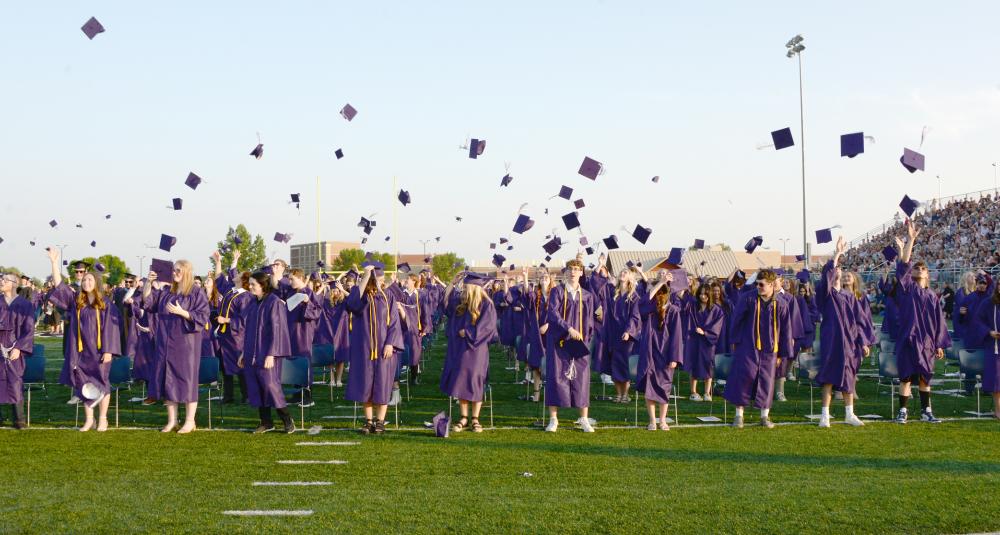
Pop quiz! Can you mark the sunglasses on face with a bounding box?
[74,270,85,274]
[756,282,768,288]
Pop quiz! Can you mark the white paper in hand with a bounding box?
[286,293,307,311]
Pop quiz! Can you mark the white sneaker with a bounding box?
[775,391,787,402]
[703,393,713,402]
[388,388,401,406]
[732,414,744,429]
[818,415,831,428]
[575,417,597,426]
[845,414,865,427]
[689,393,703,402]
[67,396,80,405]
[580,419,595,433]
[544,418,558,433]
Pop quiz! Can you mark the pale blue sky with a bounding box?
[3,1,1000,277]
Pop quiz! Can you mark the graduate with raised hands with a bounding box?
[142,259,210,434]
[685,283,724,402]
[239,270,294,434]
[122,277,157,404]
[46,248,122,432]
[604,268,642,403]
[213,250,253,404]
[815,236,869,428]
[544,258,598,433]
[344,262,403,435]
[583,254,613,387]
[271,263,323,408]
[637,270,685,430]
[517,267,554,402]
[724,268,794,429]
[439,272,497,433]
[0,272,36,429]
[891,219,951,424]
[969,282,1000,420]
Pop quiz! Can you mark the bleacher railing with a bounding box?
[857,264,1000,286]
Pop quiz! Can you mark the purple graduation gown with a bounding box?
[242,292,292,408]
[544,284,597,408]
[794,295,816,353]
[0,295,35,404]
[774,290,805,378]
[971,299,1000,393]
[440,297,497,401]
[215,272,252,376]
[683,304,724,380]
[143,286,210,403]
[47,283,122,399]
[636,296,684,403]
[958,289,992,351]
[518,287,549,370]
[894,262,952,382]
[603,292,642,382]
[400,288,432,367]
[723,290,793,409]
[344,286,404,405]
[277,285,322,358]
[493,289,515,346]
[814,261,865,393]
[583,271,612,376]
[130,301,157,383]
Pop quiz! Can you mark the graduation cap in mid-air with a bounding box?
[250,139,264,159]
[574,199,585,210]
[557,185,573,200]
[398,190,411,206]
[744,236,763,253]
[899,195,919,217]
[603,235,619,250]
[900,148,925,173]
[771,127,794,150]
[49,220,58,228]
[562,212,581,231]
[542,237,562,255]
[632,225,652,245]
[90,240,96,247]
[185,172,203,190]
[501,174,513,187]
[334,148,344,159]
[468,138,486,159]
[492,254,506,268]
[340,103,357,121]
[882,246,898,262]
[578,156,604,180]
[693,239,705,250]
[81,16,105,40]
[815,228,833,244]
[274,232,292,244]
[667,247,684,266]
[171,198,183,210]
[840,132,865,158]
[159,234,176,252]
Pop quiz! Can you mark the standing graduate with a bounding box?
[544,259,598,433]
[970,284,1000,420]
[685,284,725,402]
[439,272,497,432]
[518,268,554,402]
[637,270,685,430]
[491,278,516,371]
[604,269,642,403]
[583,256,614,388]
[239,270,295,434]
[142,259,210,434]
[344,262,404,435]
[0,272,36,429]
[814,237,869,428]
[710,283,731,367]
[724,269,794,428]
[772,273,805,402]
[956,273,994,393]
[123,277,157,404]
[213,250,252,404]
[953,271,977,342]
[399,274,433,385]
[58,260,92,404]
[273,264,323,407]
[892,220,952,424]
[45,248,122,432]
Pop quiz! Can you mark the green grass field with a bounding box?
[2,333,999,533]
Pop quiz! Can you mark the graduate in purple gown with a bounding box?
[142,259,210,434]
[344,262,404,435]
[122,277,157,403]
[970,285,1000,420]
[239,270,295,433]
[273,265,322,407]
[710,283,731,362]
[328,273,356,386]
[46,249,122,432]
[439,272,497,433]
[582,256,613,388]
[637,270,685,430]
[724,269,794,428]
[212,250,252,404]
[957,273,993,355]
[604,269,642,403]
[398,274,433,385]
[953,272,977,342]
[57,261,92,402]
[891,220,952,424]
[491,279,517,373]
[685,284,724,402]
[0,273,36,429]
[517,268,555,402]
[544,259,598,433]
[814,237,870,428]
[879,272,900,342]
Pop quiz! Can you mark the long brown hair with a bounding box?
[75,273,107,310]
[695,284,714,310]
[654,285,671,327]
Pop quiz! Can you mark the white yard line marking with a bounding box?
[295,441,359,446]
[276,460,348,465]
[222,510,314,516]
[253,481,332,486]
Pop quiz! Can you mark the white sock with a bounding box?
[821,406,830,418]
[845,405,855,418]
[735,406,744,418]
[760,408,769,419]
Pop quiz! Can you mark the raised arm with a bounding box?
[47,247,62,288]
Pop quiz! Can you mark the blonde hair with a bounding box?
[171,260,195,296]
[75,272,107,311]
[843,271,864,300]
[456,284,486,325]
[614,272,637,301]
[962,271,976,293]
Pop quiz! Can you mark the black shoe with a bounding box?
[289,391,303,404]
[360,419,373,435]
[374,419,386,434]
[13,420,25,430]
[253,423,275,434]
[283,419,296,434]
[299,391,315,408]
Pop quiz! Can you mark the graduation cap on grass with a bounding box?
[431,411,449,438]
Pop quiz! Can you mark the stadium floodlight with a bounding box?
[785,34,809,260]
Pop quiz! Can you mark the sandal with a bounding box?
[452,417,468,433]
[471,419,483,433]
[531,388,541,403]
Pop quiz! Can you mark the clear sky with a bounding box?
[3,1,1000,277]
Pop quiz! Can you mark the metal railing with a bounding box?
[857,264,1000,286]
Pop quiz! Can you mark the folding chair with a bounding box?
[311,344,336,401]
[794,351,821,418]
[628,355,640,426]
[21,347,47,427]
[109,356,133,428]
[712,353,733,423]
[280,356,310,429]
[198,356,221,429]
[958,349,988,417]
[876,343,900,416]
[944,338,963,379]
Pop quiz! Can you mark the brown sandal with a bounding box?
[471,419,483,433]
[451,417,468,433]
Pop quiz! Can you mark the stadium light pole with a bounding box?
[786,34,807,260]
[778,238,790,256]
[993,162,998,191]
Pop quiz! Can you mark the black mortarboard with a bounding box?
[317,261,325,268]
[340,103,357,121]
[150,259,173,281]
[579,236,588,246]
[75,224,83,229]
[574,199,585,209]
[744,236,763,253]
[795,254,806,262]
[159,234,176,252]
[81,16,105,40]
[94,262,106,273]
[815,228,833,244]
[501,174,513,187]
[185,172,202,190]
[274,232,292,244]
[796,270,810,283]
[455,216,463,222]
[384,236,390,242]
[900,148,925,173]
[882,246,898,262]
[499,238,508,244]
[651,175,660,183]
[771,127,794,150]
[469,138,486,159]
[513,214,534,234]
[90,240,96,247]
[398,262,411,273]
[492,254,505,268]
[463,272,490,286]
[543,238,561,255]
[585,246,594,255]
[667,247,683,265]
[558,186,573,200]
[840,132,864,158]
[490,243,496,250]
[335,148,344,159]
[172,198,183,210]
[578,156,603,180]
[544,256,552,262]
[603,235,619,250]
[290,193,300,204]
[669,269,689,292]
[105,214,111,219]
[49,220,57,228]
[398,190,411,206]
[632,225,651,245]
[562,212,580,231]
[693,239,705,250]
[564,338,590,358]
[899,195,918,217]
[250,144,264,160]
